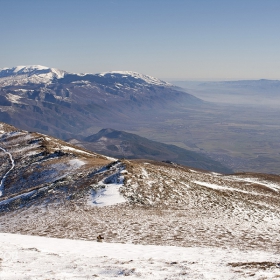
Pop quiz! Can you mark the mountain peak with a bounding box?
[11,65,49,72]
[0,66,174,87]
[99,71,173,87]
[0,65,66,85]
[99,128,117,134]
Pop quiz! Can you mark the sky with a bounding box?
[1,0,280,80]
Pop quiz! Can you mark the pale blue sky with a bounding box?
[1,0,280,80]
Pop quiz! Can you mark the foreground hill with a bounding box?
[69,128,232,173]
[1,122,280,255]
[0,65,200,139]
[0,122,122,211]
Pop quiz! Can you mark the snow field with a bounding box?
[0,233,280,279]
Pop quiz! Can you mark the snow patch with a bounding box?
[233,177,280,192]
[104,155,117,161]
[59,145,94,156]
[141,167,149,178]
[193,181,255,195]
[89,166,126,207]
[68,159,85,168]
[90,181,126,207]
[189,169,198,173]
[6,93,24,104]
[0,123,4,134]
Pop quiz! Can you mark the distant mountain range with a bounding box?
[0,65,201,139]
[173,79,280,106]
[69,128,232,173]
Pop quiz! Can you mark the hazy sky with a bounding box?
[1,0,280,80]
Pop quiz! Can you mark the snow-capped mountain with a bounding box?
[0,65,200,139]
[98,70,172,87]
[0,65,171,87]
[0,65,66,86]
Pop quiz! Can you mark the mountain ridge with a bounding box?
[0,65,201,139]
[0,65,173,87]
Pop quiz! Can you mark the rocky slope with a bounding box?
[1,122,280,254]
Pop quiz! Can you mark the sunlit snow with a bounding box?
[0,233,280,279]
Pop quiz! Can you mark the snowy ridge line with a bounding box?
[192,181,275,197]
[99,71,173,86]
[0,181,52,206]
[58,144,95,156]
[0,65,174,88]
[42,135,110,159]
[0,65,66,86]
[0,146,15,197]
[230,176,280,192]
[87,160,121,177]
[0,190,37,207]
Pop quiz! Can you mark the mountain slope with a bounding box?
[69,128,232,173]
[0,65,201,139]
[1,122,280,254]
[0,122,125,211]
[0,65,65,85]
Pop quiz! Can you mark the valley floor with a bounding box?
[1,233,280,279]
